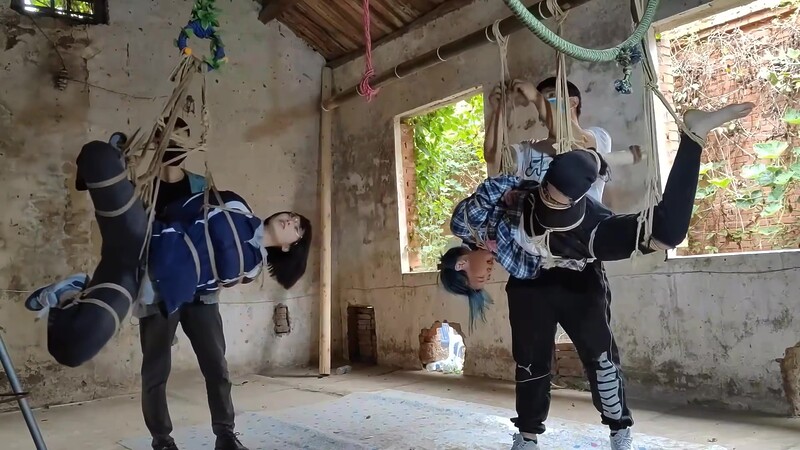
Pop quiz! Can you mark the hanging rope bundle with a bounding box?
[357,0,380,101]
[503,0,661,94]
[121,0,229,270]
[491,21,519,176]
[547,0,578,155]
[628,0,704,259]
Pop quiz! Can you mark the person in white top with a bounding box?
[484,77,643,204]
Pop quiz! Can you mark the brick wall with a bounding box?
[657,7,800,255]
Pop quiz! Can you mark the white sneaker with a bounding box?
[24,273,89,319]
[510,433,540,450]
[610,428,633,450]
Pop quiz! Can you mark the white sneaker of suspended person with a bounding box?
[510,433,540,450]
[610,427,634,450]
[24,273,90,319]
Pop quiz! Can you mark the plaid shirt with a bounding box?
[450,175,543,280]
[450,175,598,279]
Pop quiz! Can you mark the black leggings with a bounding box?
[47,141,147,367]
[591,133,704,260]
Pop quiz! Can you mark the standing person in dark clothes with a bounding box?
[135,118,249,450]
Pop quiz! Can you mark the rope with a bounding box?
[121,0,260,297]
[357,0,380,101]
[548,0,578,155]
[628,0,704,260]
[492,20,518,176]
[501,0,660,62]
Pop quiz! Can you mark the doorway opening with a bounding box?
[347,305,377,364]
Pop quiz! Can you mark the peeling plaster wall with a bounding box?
[0,0,327,407]
[332,0,799,414]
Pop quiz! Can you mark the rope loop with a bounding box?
[503,0,660,94]
[357,0,380,101]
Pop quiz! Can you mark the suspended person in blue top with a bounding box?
[439,102,754,450]
[24,131,313,373]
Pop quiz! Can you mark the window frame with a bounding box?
[393,86,486,274]
[10,0,109,25]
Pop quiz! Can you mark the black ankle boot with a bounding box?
[152,440,179,450]
[215,432,248,450]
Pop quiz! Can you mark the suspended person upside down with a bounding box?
[25,138,313,369]
[438,102,754,450]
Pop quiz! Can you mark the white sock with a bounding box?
[521,432,538,442]
[683,103,755,140]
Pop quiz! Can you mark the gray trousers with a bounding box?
[139,302,235,446]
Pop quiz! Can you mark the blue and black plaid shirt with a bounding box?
[449,175,543,280]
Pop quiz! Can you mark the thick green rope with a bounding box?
[502,0,661,62]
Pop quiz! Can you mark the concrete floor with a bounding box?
[1,366,798,450]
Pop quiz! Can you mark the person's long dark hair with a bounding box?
[264,212,313,289]
[438,246,492,331]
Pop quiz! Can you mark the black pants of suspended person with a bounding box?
[47,141,147,367]
[507,132,706,434]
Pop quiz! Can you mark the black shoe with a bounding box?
[215,432,248,450]
[109,132,128,150]
[75,133,128,191]
[152,441,178,450]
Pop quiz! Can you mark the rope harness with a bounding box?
[492,0,708,261]
[86,0,258,328]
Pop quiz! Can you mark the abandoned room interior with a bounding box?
[1,0,799,449]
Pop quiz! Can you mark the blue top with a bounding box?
[148,189,266,315]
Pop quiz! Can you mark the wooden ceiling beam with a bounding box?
[324,0,597,110]
[259,0,304,24]
[328,0,474,68]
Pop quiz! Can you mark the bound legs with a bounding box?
[32,140,147,367]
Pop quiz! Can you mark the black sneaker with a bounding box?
[215,432,248,450]
[152,442,179,450]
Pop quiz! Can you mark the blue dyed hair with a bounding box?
[438,246,493,331]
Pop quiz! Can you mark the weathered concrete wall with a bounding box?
[0,0,327,407]
[331,0,798,414]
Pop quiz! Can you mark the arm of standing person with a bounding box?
[510,79,548,124]
[484,86,505,176]
[585,126,643,166]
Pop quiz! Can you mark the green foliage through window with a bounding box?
[405,94,486,270]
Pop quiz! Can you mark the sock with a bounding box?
[521,432,538,442]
